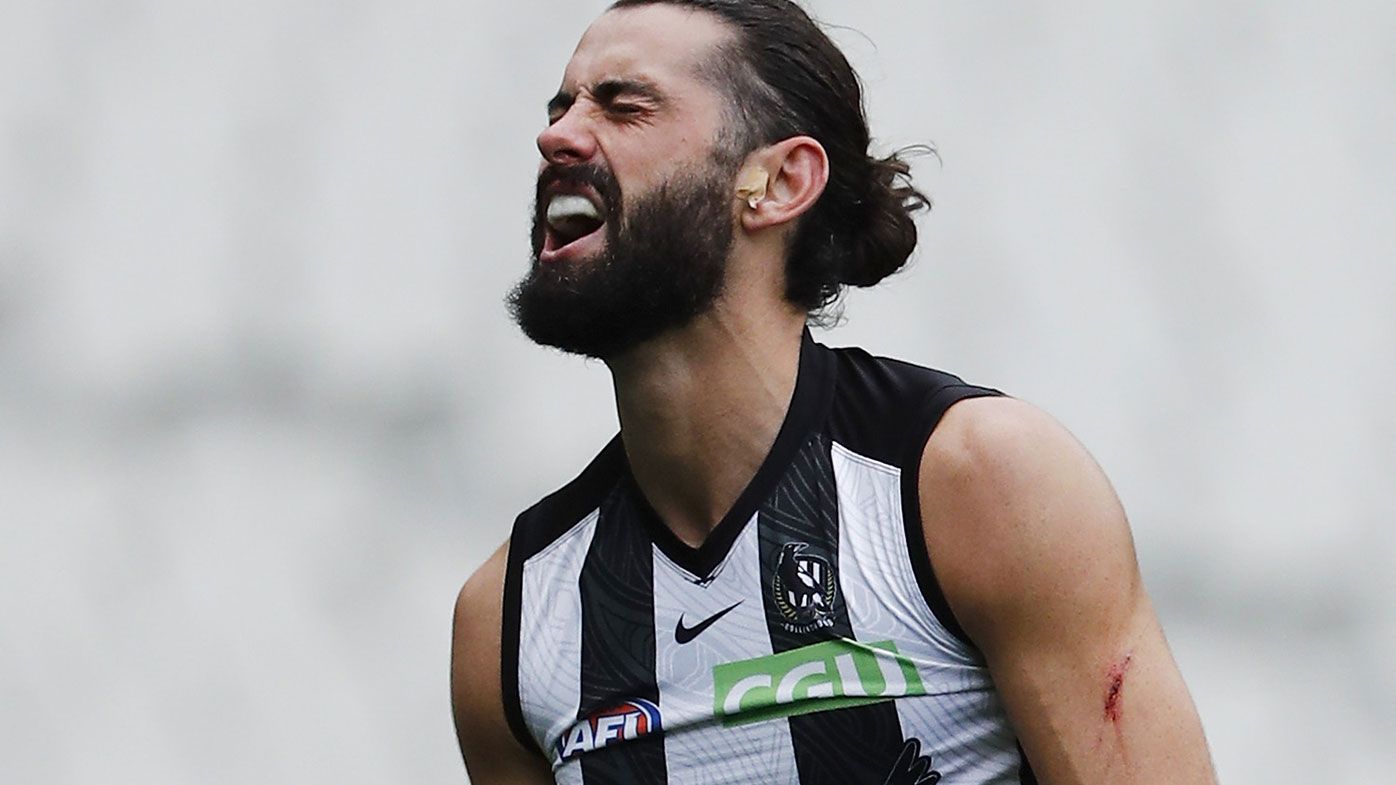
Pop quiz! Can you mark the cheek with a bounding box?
[604,128,712,191]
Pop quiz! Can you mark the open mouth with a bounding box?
[541,192,608,261]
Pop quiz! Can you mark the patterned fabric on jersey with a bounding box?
[500,332,1036,784]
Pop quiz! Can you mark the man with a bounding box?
[452,1,1217,783]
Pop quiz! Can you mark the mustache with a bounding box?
[534,162,622,215]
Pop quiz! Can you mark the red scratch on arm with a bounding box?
[1103,652,1134,723]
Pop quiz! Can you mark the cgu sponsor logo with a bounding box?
[555,699,663,761]
[712,639,926,726]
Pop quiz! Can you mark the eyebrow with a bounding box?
[546,78,667,118]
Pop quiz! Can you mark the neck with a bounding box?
[608,300,807,548]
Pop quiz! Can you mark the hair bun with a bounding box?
[837,148,932,288]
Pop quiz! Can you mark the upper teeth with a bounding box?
[547,195,601,226]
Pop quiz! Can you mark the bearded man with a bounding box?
[451,2,1218,783]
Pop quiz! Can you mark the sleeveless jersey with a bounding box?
[500,332,1036,784]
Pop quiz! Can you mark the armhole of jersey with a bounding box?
[497,437,625,759]
[1018,741,1040,784]
[899,384,1003,653]
[499,521,540,757]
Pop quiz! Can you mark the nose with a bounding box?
[537,106,599,165]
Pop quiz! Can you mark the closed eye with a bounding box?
[544,78,666,124]
[593,79,665,118]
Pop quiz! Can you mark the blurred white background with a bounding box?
[2,0,1392,782]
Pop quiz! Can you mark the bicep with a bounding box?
[451,541,555,785]
[920,398,1215,784]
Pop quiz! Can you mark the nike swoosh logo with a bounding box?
[675,601,743,645]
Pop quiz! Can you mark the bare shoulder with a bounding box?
[451,541,553,784]
[919,394,1107,500]
[453,541,510,645]
[918,396,1137,644]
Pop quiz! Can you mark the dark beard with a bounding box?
[507,161,735,360]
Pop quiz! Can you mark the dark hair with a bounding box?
[610,0,931,314]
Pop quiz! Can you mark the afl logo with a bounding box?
[772,542,837,634]
[555,699,663,761]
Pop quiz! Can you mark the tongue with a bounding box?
[552,215,604,244]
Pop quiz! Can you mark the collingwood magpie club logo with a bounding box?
[772,541,837,633]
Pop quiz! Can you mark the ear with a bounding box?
[737,136,829,233]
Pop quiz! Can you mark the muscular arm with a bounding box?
[450,541,554,785]
[920,397,1216,784]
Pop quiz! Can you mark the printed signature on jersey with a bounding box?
[883,738,942,785]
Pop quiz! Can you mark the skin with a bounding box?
[451,541,552,783]
[452,5,1218,784]
[921,398,1218,783]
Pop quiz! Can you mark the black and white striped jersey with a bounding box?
[500,332,1036,784]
